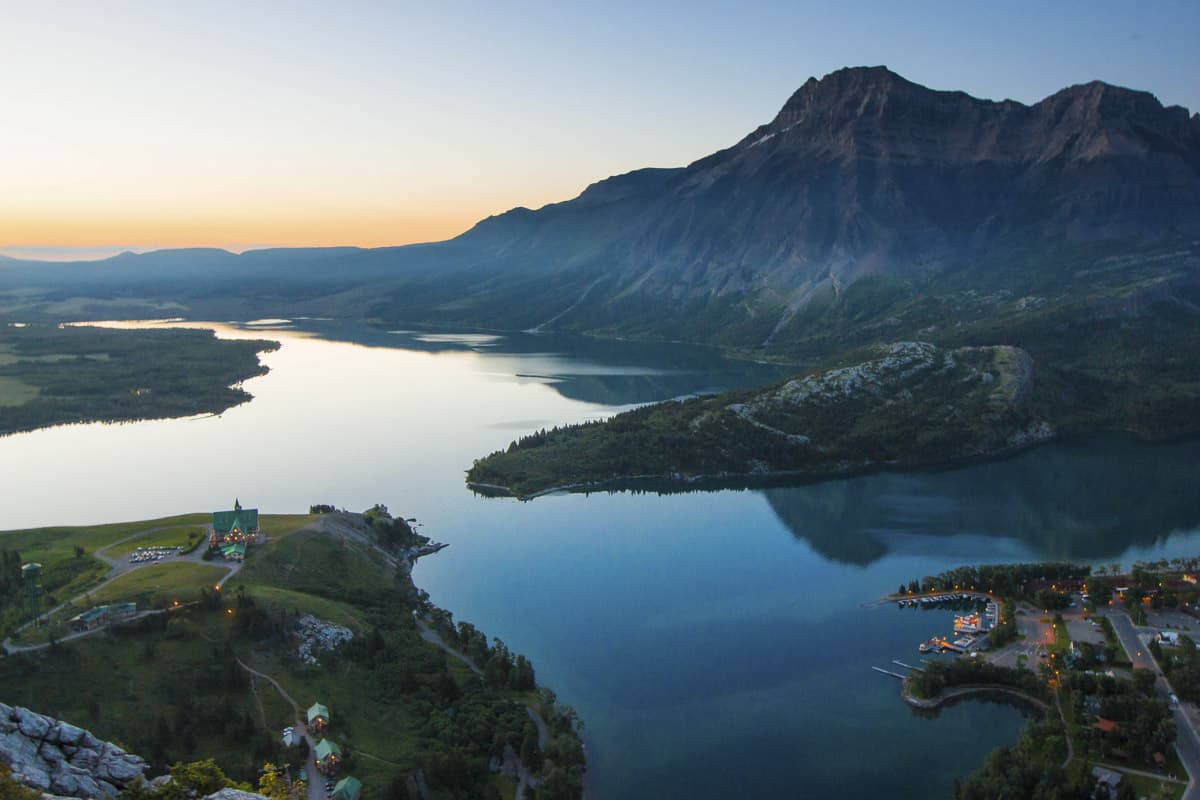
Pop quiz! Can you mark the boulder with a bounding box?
[67,748,98,771]
[0,704,18,735]
[0,728,43,772]
[94,745,145,784]
[13,764,51,791]
[205,790,271,800]
[48,765,105,799]
[51,723,86,747]
[37,742,66,766]
[0,709,145,798]
[14,709,51,740]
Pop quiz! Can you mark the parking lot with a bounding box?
[1148,609,1199,633]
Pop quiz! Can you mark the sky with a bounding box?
[2,0,1198,259]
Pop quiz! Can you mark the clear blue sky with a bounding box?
[1,0,1197,256]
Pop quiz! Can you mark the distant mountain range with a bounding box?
[2,66,1198,363]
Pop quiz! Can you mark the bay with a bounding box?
[2,318,1198,798]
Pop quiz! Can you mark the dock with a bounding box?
[892,659,924,672]
[872,666,907,679]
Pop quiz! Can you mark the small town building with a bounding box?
[1093,717,1119,734]
[68,602,136,632]
[219,543,248,562]
[1092,766,1122,789]
[1160,630,1181,646]
[307,702,330,734]
[331,776,361,800]
[210,499,260,547]
[314,739,342,775]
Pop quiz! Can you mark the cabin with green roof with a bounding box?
[307,702,330,733]
[219,542,247,562]
[331,776,361,800]
[210,498,259,547]
[313,739,342,774]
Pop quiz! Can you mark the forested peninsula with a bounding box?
[0,324,277,436]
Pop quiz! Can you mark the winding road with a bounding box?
[2,524,240,654]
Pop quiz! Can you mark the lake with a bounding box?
[3,318,1199,798]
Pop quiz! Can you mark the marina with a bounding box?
[896,593,1000,655]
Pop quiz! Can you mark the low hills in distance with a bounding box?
[2,66,1198,480]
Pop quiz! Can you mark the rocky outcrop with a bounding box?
[295,615,354,666]
[0,704,146,798]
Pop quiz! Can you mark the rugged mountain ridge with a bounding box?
[2,66,1198,356]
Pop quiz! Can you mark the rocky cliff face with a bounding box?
[0,703,146,798]
[440,68,1200,332]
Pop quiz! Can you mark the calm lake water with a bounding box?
[3,319,1199,798]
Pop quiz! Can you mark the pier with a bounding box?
[872,666,907,679]
[892,660,924,672]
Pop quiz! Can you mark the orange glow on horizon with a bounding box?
[0,210,481,252]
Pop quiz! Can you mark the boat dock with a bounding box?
[871,666,906,679]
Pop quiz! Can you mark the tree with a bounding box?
[157,758,248,800]
[1132,668,1157,697]
[258,763,303,800]
[519,731,542,773]
[73,545,85,559]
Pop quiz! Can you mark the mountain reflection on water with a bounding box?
[261,319,792,406]
[765,435,1200,564]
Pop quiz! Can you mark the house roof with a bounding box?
[314,739,342,761]
[72,606,110,623]
[1092,766,1122,786]
[220,543,247,557]
[332,776,361,800]
[1093,717,1119,733]
[307,703,329,723]
[213,508,259,532]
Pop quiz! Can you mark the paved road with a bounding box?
[1106,610,1200,800]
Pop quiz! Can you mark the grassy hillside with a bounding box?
[0,510,586,800]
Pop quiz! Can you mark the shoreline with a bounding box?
[900,679,1048,712]
[467,427,1200,501]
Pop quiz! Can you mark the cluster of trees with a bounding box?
[1152,634,1200,703]
[0,325,278,436]
[0,549,28,634]
[1071,670,1175,765]
[988,600,1019,649]
[953,721,1100,800]
[902,562,1090,598]
[120,759,252,800]
[364,509,427,554]
[907,659,1046,701]
[433,619,537,692]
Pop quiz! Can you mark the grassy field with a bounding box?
[0,513,211,610]
[219,583,366,632]
[85,562,232,607]
[102,525,207,556]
